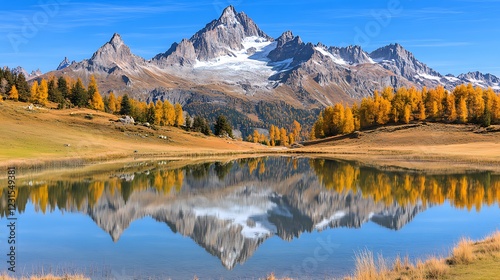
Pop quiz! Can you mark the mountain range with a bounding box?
[31,5,499,136]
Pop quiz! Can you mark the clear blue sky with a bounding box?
[1,0,499,77]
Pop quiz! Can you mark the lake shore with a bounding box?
[1,100,500,173]
[1,231,498,279]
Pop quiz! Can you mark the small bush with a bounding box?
[84,114,93,120]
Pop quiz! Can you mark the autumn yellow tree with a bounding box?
[445,94,457,122]
[343,106,355,134]
[36,79,49,105]
[311,113,324,140]
[252,130,260,143]
[8,85,18,101]
[458,97,468,123]
[375,94,391,125]
[332,103,345,134]
[269,125,277,146]
[88,76,104,111]
[468,86,485,122]
[280,127,288,146]
[107,92,118,113]
[154,100,163,125]
[322,106,335,136]
[359,97,375,128]
[30,80,38,102]
[491,92,500,123]
[174,103,184,127]
[402,104,411,124]
[418,101,426,121]
[162,100,175,126]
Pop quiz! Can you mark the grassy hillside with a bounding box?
[0,100,268,168]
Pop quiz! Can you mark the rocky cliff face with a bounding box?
[369,43,444,87]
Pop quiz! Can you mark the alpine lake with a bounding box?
[1,156,499,279]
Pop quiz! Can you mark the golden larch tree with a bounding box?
[292,120,301,141]
[174,103,184,127]
[418,102,426,121]
[252,130,260,143]
[445,94,457,122]
[343,106,355,134]
[458,97,468,123]
[8,85,19,101]
[88,76,104,111]
[280,127,288,146]
[332,103,345,134]
[108,92,118,113]
[30,81,38,102]
[403,104,411,124]
[162,100,175,126]
[154,100,163,125]
[36,79,49,105]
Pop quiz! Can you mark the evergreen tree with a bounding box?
[48,78,63,105]
[15,73,30,102]
[214,115,233,138]
[185,115,193,130]
[57,76,70,105]
[145,102,156,124]
[193,116,211,135]
[70,78,88,107]
[120,94,132,115]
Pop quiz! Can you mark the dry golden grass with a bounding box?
[346,231,500,280]
[265,272,293,280]
[485,230,500,252]
[0,100,271,169]
[352,250,377,280]
[299,122,500,172]
[423,257,449,279]
[450,237,475,264]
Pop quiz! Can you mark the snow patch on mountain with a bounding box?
[415,73,442,82]
[192,36,294,87]
[314,47,348,66]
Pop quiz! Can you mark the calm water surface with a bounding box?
[1,157,499,279]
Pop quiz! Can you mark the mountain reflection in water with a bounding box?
[2,157,499,270]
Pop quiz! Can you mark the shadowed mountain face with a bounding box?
[3,158,498,270]
[42,6,500,137]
